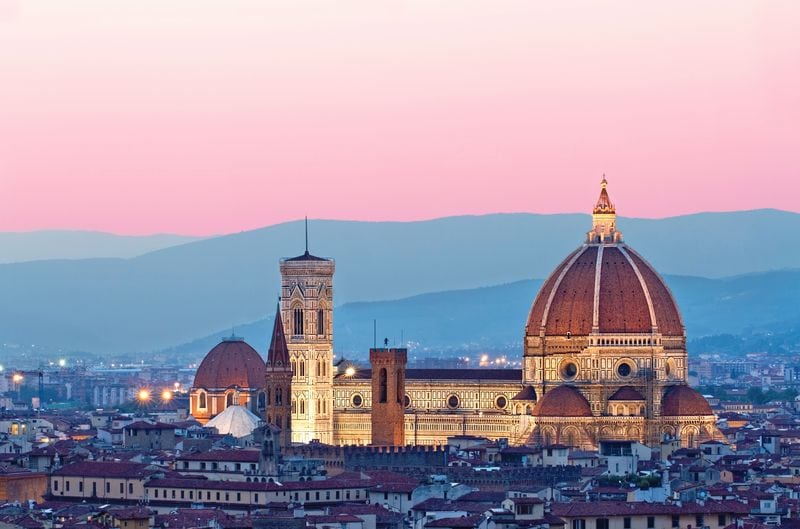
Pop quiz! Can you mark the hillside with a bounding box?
[161,270,800,364]
[1,210,798,354]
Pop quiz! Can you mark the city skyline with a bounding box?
[1,1,798,235]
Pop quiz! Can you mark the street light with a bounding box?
[137,389,151,402]
[161,390,173,402]
[12,373,23,384]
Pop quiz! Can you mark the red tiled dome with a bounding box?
[533,386,592,417]
[192,338,267,390]
[661,385,713,416]
[525,244,684,338]
[608,386,645,401]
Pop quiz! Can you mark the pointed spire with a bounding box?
[267,302,290,368]
[587,176,622,244]
[304,216,309,256]
[593,174,615,214]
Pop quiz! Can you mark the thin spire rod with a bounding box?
[304,216,308,254]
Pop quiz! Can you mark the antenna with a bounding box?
[373,319,377,349]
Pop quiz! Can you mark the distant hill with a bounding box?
[0,231,202,263]
[163,270,800,363]
[1,210,798,354]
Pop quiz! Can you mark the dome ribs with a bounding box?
[546,246,598,336]
[598,247,652,333]
[626,249,684,336]
[526,248,583,336]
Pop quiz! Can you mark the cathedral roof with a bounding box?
[511,386,538,401]
[192,337,267,390]
[267,304,290,368]
[525,179,683,339]
[661,385,714,416]
[335,368,521,382]
[608,386,645,401]
[533,385,593,417]
[205,405,262,438]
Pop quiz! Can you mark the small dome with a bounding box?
[609,386,645,401]
[512,386,538,401]
[533,386,592,417]
[661,385,713,416]
[193,337,267,390]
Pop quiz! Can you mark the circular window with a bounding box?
[495,396,508,409]
[617,363,632,377]
[404,395,411,408]
[560,361,578,380]
[351,394,363,408]
[447,395,460,409]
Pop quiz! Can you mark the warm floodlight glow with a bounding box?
[344,367,356,377]
[58,358,67,367]
[12,373,24,383]
[137,389,151,402]
[161,390,173,401]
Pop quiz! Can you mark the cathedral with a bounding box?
[190,179,722,450]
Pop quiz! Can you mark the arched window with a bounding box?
[276,388,282,405]
[299,361,305,377]
[396,369,403,404]
[291,399,296,414]
[317,399,321,414]
[198,391,207,410]
[291,360,297,376]
[299,399,305,415]
[258,392,266,409]
[379,368,388,403]
[226,392,234,407]
[317,309,324,335]
[265,389,271,406]
[293,308,304,335]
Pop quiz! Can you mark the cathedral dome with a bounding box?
[193,337,267,390]
[661,385,713,416]
[525,180,683,339]
[609,386,645,401]
[533,385,592,417]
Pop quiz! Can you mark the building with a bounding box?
[191,179,721,450]
[189,336,268,425]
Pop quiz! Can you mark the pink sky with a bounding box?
[0,1,798,236]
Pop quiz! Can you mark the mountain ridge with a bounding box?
[1,210,798,354]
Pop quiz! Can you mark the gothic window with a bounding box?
[258,392,266,409]
[299,360,305,377]
[293,308,304,335]
[291,399,296,414]
[291,360,297,375]
[198,391,207,410]
[379,368,388,403]
[276,416,282,428]
[299,399,305,415]
[276,388,282,405]
[317,309,324,335]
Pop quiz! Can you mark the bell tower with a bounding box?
[279,219,335,444]
[265,303,293,449]
[370,343,407,446]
